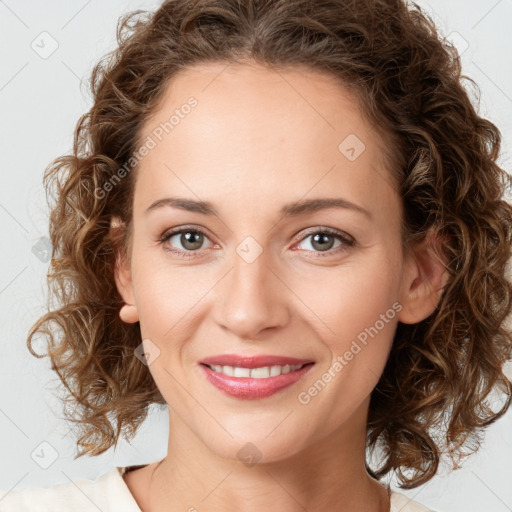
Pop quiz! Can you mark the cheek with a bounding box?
[292,255,401,343]
[130,255,192,344]
[292,252,401,396]
[291,262,401,428]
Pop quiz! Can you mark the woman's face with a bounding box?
[115,62,422,462]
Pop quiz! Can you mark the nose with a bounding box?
[211,248,290,340]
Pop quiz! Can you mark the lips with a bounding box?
[198,353,315,399]
[199,354,314,368]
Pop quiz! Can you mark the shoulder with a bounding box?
[0,466,141,512]
[390,489,439,512]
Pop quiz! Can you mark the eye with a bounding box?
[159,226,214,258]
[293,227,355,257]
[159,225,355,259]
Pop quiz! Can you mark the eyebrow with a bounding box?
[145,196,372,220]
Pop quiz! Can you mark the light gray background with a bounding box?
[1,1,511,511]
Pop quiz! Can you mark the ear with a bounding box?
[110,216,139,324]
[397,228,450,325]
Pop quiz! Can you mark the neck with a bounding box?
[140,400,390,512]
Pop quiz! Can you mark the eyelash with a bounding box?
[158,225,355,259]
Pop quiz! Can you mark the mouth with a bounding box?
[198,354,315,399]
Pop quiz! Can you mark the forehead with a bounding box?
[133,62,399,222]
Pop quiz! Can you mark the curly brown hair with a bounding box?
[27,0,512,489]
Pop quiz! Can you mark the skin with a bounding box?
[113,61,448,512]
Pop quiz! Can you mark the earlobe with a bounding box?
[119,303,139,323]
[397,229,450,325]
[110,216,139,324]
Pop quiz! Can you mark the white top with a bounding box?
[0,464,436,512]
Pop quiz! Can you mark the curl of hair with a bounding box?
[27,0,512,488]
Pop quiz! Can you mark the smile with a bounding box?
[199,362,315,399]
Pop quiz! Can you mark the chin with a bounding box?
[199,426,311,466]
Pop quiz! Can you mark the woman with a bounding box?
[2,0,511,510]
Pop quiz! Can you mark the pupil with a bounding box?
[312,233,334,251]
[182,231,203,250]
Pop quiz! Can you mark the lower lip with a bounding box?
[199,363,315,399]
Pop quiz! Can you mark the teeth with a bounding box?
[209,363,305,378]
[222,365,234,376]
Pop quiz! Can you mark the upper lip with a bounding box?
[200,354,315,368]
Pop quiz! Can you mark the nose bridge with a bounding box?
[213,238,288,338]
